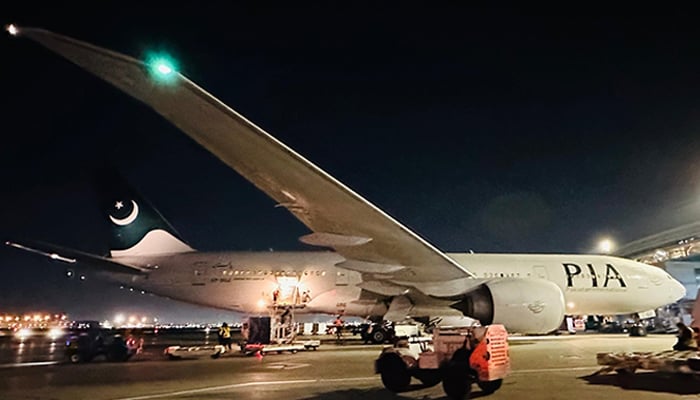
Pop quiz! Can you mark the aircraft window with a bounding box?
[321,271,326,276]
[500,273,504,277]
[194,270,202,276]
[304,271,308,276]
[316,271,321,276]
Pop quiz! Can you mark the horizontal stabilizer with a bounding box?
[6,240,148,275]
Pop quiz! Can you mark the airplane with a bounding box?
[5,26,686,335]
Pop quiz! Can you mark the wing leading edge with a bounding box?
[15,27,474,282]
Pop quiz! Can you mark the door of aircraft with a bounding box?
[192,267,207,286]
[276,276,300,305]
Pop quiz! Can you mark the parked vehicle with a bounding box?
[64,322,141,363]
[375,324,510,399]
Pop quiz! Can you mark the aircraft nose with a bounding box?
[671,276,687,301]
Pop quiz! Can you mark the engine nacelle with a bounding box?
[450,278,565,334]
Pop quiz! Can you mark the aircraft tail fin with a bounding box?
[97,171,193,257]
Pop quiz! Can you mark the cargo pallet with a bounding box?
[596,350,700,376]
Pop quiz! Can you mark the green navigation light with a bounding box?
[145,52,178,83]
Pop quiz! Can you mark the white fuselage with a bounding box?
[104,251,684,319]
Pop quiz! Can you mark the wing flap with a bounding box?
[17,27,474,282]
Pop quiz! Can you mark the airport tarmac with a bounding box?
[0,333,697,399]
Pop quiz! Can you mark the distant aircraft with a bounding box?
[6,26,686,334]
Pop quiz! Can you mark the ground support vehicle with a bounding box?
[375,324,510,399]
[241,313,320,355]
[65,328,142,363]
[596,350,700,376]
[358,321,396,344]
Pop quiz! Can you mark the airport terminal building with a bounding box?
[616,221,700,303]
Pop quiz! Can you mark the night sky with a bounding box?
[2,6,700,323]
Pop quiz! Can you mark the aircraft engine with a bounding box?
[450,277,566,334]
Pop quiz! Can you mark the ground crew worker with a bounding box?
[333,315,344,343]
[673,322,696,350]
[272,288,281,304]
[218,322,232,350]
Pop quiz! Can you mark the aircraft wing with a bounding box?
[6,240,148,275]
[15,27,474,282]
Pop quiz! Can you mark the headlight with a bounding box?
[16,328,32,339]
[48,327,64,340]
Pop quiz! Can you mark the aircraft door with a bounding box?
[192,268,207,286]
[275,275,301,305]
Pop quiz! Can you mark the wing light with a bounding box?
[145,52,178,83]
[6,24,19,36]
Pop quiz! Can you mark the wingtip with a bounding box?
[6,23,20,37]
